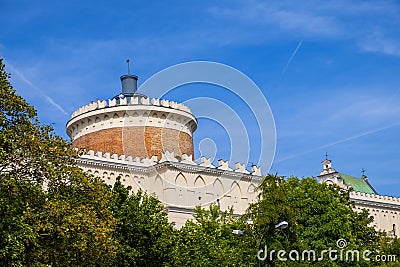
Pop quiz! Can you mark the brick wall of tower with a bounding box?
[72,126,194,159]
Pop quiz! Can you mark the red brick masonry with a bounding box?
[73,126,194,160]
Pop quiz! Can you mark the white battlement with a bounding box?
[351,191,400,205]
[79,150,262,176]
[71,96,192,119]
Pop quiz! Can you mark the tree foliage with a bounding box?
[0,178,43,266]
[109,178,176,266]
[168,204,254,266]
[0,58,117,266]
[245,175,381,266]
[378,235,400,267]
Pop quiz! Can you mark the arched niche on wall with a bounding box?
[194,175,206,205]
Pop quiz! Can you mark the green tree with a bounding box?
[378,234,400,266]
[31,177,117,266]
[0,58,117,266]
[245,175,381,266]
[0,177,44,266]
[169,203,254,267]
[109,177,176,266]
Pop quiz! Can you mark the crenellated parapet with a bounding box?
[71,96,192,119]
[351,191,400,209]
[67,96,196,139]
[78,149,262,176]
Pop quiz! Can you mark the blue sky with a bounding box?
[1,0,400,196]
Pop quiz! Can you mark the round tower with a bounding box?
[66,71,197,159]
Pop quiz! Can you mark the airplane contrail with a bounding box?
[282,41,303,75]
[274,121,400,163]
[7,64,68,115]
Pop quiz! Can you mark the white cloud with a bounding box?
[275,121,400,164]
[329,93,400,123]
[273,88,400,165]
[208,0,400,55]
[208,2,340,37]
[360,36,400,56]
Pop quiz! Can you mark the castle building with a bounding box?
[66,71,260,227]
[67,69,400,233]
[317,157,400,237]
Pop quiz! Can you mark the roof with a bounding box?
[338,173,377,194]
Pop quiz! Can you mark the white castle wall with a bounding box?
[77,150,261,227]
[351,192,400,236]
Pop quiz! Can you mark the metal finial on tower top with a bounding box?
[325,152,328,160]
[127,59,131,74]
[119,59,138,96]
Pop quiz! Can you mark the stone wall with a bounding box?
[351,191,400,237]
[77,150,262,227]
